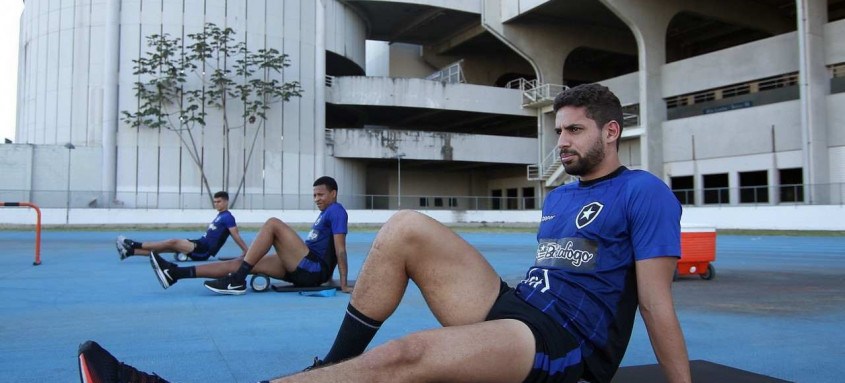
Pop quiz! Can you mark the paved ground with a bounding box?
[0,229,842,382]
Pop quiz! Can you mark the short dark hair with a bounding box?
[553,84,624,142]
[213,191,229,200]
[313,176,338,192]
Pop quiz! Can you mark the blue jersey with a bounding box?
[198,210,237,256]
[515,167,681,382]
[305,202,348,270]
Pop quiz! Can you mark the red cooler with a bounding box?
[676,225,716,280]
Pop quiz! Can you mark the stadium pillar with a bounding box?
[599,0,676,180]
[796,0,830,204]
[101,0,120,207]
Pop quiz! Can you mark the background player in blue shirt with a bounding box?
[115,191,249,261]
[79,87,689,383]
[147,176,351,296]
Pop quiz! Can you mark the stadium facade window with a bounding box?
[522,187,535,210]
[703,173,729,205]
[507,188,518,210]
[778,168,804,203]
[448,198,458,208]
[419,198,429,207]
[671,176,695,205]
[739,170,769,203]
[491,189,502,210]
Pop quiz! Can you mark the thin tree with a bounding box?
[122,23,303,206]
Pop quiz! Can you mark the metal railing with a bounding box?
[425,60,465,84]
[0,190,541,211]
[2,183,841,212]
[527,147,561,181]
[665,72,800,109]
[832,62,845,78]
[505,78,567,107]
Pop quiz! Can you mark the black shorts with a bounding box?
[486,281,584,383]
[281,251,333,287]
[187,239,210,255]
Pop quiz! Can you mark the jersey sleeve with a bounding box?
[223,211,237,228]
[626,175,682,260]
[329,205,349,235]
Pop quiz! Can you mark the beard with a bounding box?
[561,137,605,176]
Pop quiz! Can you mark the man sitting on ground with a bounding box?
[149,176,350,296]
[115,191,249,261]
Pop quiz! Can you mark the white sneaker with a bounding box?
[115,236,129,260]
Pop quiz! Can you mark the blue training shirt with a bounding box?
[198,210,237,256]
[515,167,681,382]
[304,202,349,271]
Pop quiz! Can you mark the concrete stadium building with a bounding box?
[2,0,845,228]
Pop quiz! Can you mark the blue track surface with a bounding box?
[0,230,843,382]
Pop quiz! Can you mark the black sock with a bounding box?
[130,241,142,250]
[169,266,195,281]
[323,304,383,364]
[232,260,253,281]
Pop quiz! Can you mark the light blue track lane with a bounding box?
[0,230,842,382]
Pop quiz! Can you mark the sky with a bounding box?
[0,2,23,142]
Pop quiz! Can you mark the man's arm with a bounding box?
[333,233,351,293]
[228,226,249,256]
[635,256,691,383]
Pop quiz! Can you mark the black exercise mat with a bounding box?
[270,284,336,292]
[269,279,356,292]
[612,360,792,383]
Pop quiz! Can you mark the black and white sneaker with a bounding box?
[115,236,131,260]
[150,252,177,289]
[78,340,170,383]
[203,273,247,295]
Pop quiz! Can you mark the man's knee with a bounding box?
[264,217,283,227]
[388,209,426,225]
[162,239,182,247]
[361,334,428,371]
[380,210,432,241]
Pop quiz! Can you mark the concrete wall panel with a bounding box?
[825,19,845,64]
[599,72,639,106]
[663,33,798,98]
[388,43,433,78]
[327,77,533,116]
[663,100,802,163]
[3,206,844,231]
[828,93,845,146]
[829,145,845,184]
[331,128,536,164]
[325,0,366,70]
[0,145,34,192]
[263,150,284,195]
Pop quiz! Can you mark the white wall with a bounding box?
[327,76,534,116]
[325,0,367,69]
[331,128,536,164]
[16,0,367,207]
[365,40,390,77]
[602,19,845,102]
[662,100,803,163]
[2,206,843,231]
[599,72,639,105]
[662,32,800,97]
